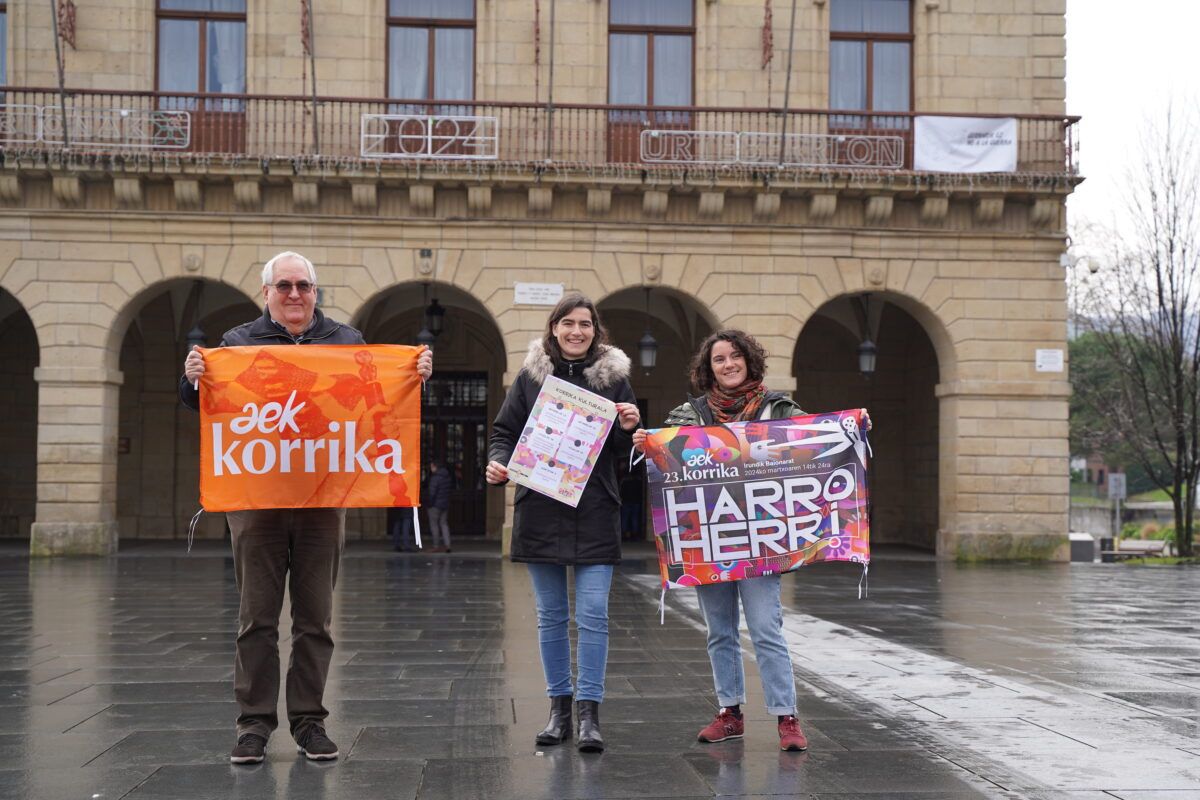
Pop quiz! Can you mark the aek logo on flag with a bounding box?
[211,390,405,477]
[198,345,422,512]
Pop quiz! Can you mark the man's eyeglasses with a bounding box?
[271,281,315,295]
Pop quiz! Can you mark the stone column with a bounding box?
[499,369,518,558]
[934,380,1071,561]
[29,365,123,556]
[496,329,540,558]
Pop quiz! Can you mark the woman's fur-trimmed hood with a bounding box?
[521,338,631,390]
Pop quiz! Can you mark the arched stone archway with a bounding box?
[794,293,942,551]
[0,289,38,540]
[597,286,717,426]
[115,279,259,540]
[598,286,717,542]
[354,281,507,541]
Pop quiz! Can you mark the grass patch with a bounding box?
[1128,488,1173,503]
[1069,495,1109,508]
[1121,556,1200,566]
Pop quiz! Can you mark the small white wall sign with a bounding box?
[514,282,565,306]
[1035,349,1064,372]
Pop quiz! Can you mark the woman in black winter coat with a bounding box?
[486,293,640,753]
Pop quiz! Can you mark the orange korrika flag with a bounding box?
[198,344,422,512]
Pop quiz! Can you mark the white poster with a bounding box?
[914,116,1018,173]
[506,376,618,507]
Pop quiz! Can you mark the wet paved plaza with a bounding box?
[2,541,1199,800]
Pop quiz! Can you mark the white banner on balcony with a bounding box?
[914,116,1017,173]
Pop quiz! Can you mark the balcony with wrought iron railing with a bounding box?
[0,87,1080,181]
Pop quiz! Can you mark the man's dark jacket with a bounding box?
[488,339,635,566]
[179,308,365,411]
[426,469,453,510]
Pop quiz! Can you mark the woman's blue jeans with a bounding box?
[695,575,797,716]
[526,563,613,703]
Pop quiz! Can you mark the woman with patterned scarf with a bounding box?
[633,329,868,752]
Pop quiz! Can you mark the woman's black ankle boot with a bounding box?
[576,700,604,753]
[535,695,573,745]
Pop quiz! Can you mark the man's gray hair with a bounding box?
[261,251,318,286]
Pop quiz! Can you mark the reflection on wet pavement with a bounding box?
[648,555,1200,798]
[1,544,1198,799]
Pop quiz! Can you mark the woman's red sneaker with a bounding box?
[697,708,745,743]
[777,715,809,751]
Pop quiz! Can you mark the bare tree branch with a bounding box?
[1075,103,1200,556]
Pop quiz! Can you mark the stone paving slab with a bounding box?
[0,767,156,800]
[2,544,1200,799]
[126,760,427,800]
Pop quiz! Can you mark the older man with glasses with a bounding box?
[178,251,433,765]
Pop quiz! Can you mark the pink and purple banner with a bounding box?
[644,409,871,590]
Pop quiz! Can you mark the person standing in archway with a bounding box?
[425,459,453,552]
[179,251,433,765]
[485,293,640,753]
[633,329,869,753]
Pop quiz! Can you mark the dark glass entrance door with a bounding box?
[421,372,488,536]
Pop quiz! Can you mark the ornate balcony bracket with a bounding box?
[587,188,612,216]
[0,174,23,204]
[975,196,1005,224]
[809,192,837,221]
[351,182,378,212]
[53,175,82,206]
[113,177,143,209]
[293,181,319,211]
[643,190,669,219]
[233,179,261,211]
[754,192,781,220]
[865,194,894,225]
[173,178,202,210]
[467,185,492,214]
[1030,197,1060,228]
[409,184,434,214]
[921,195,950,224]
[528,186,553,216]
[698,191,725,219]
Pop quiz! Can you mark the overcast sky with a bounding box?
[1066,0,1200,234]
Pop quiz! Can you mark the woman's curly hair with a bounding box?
[689,329,768,393]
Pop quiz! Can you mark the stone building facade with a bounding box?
[0,0,1077,559]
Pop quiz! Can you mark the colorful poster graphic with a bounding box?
[506,376,618,507]
[644,409,871,590]
[198,344,423,512]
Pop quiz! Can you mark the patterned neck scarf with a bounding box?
[706,380,767,424]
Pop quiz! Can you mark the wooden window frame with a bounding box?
[829,0,914,115]
[607,2,696,108]
[385,1,477,103]
[0,3,8,87]
[153,1,247,96]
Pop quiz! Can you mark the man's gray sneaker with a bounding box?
[230,733,267,764]
[296,726,339,761]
